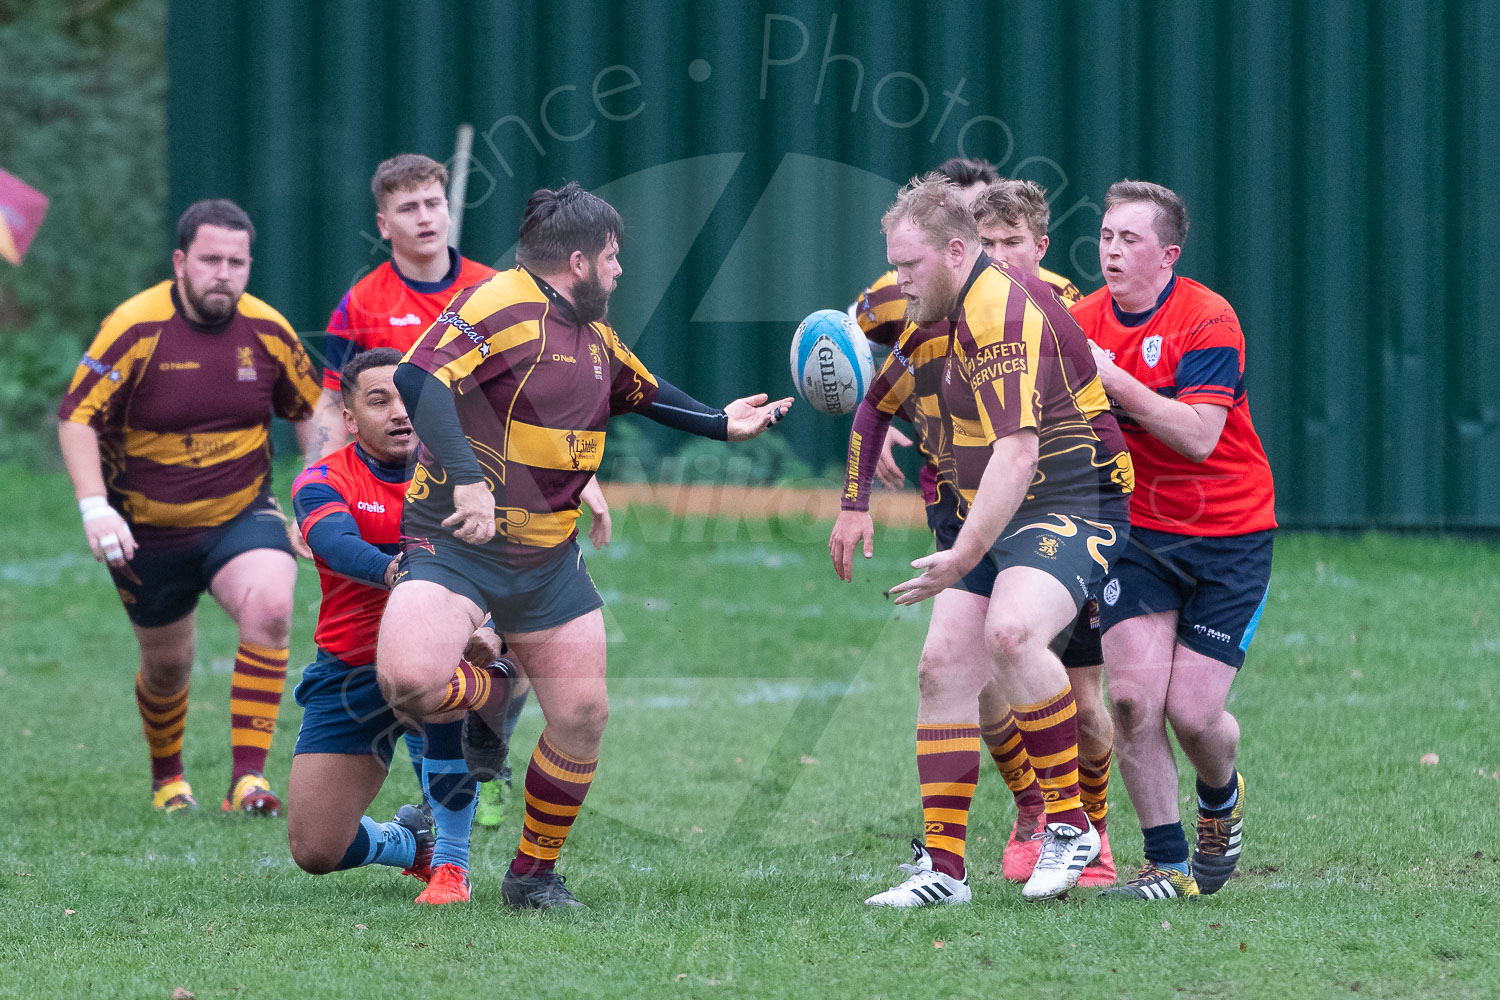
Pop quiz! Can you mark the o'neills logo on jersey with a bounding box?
[389,313,421,326]
[356,500,386,513]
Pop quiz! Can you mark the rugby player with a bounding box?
[58,199,321,816]
[832,176,1133,904]
[287,348,493,904]
[970,179,1116,884]
[1072,181,1275,900]
[379,182,793,909]
[300,153,611,822]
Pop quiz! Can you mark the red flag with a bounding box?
[0,168,50,266]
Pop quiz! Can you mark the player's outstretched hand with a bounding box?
[725,393,794,441]
[80,498,136,567]
[875,427,913,489]
[581,475,612,549]
[829,509,875,582]
[888,549,968,605]
[444,481,497,545]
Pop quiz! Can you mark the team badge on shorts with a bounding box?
[1037,535,1060,559]
[1103,578,1121,606]
[1141,335,1163,368]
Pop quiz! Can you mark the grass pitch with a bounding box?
[2,462,1498,999]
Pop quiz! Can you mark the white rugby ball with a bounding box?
[789,309,874,415]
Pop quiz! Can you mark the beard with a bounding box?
[180,270,240,325]
[571,265,611,325]
[904,264,961,326]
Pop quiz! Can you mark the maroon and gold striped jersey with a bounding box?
[399,268,659,563]
[943,260,1133,520]
[58,280,320,542]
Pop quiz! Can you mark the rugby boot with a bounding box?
[1022,820,1101,899]
[222,773,281,817]
[1000,798,1046,881]
[394,803,436,882]
[502,869,586,909]
[1076,827,1117,887]
[864,839,972,907]
[152,774,197,814]
[1098,861,1200,900]
[415,863,471,904]
[1193,772,1245,894]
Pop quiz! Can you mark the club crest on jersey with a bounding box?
[237,345,257,382]
[1141,335,1163,369]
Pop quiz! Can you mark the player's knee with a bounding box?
[377,667,435,717]
[551,694,609,744]
[1109,688,1156,736]
[248,593,294,646]
[984,617,1036,667]
[287,829,342,875]
[1165,699,1220,743]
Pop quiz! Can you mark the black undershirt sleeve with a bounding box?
[392,363,485,486]
[639,378,728,440]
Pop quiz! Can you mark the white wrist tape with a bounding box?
[79,496,117,522]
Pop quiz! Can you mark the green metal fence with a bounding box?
[166,0,1500,528]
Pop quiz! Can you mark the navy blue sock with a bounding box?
[1142,822,1190,867]
[1197,771,1239,817]
[333,815,417,871]
[422,720,478,870]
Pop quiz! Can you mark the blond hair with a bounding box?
[371,154,449,210]
[972,179,1051,242]
[881,173,980,249]
[1105,179,1189,248]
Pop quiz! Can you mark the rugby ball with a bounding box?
[790,309,874,415]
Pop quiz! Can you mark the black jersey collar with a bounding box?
[353,440,415,483]
[521,267,582,326]
[948,251,993,322]
[1111,273,1177,327]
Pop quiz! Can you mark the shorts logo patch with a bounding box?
[1141,335,1163,368]
[1103,578,1121,606]
[1037,535,1060,559]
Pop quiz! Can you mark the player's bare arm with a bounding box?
[890,429,1037,605]
[1089,342,1228,462]
[58,419,137,566]
[303,388,347,464]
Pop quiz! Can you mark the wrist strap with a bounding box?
[79,496,115,522]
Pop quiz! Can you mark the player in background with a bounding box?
[1073,181,1275,900]
[58,199,321,816]
[832,176,1133,904]
[849,157,998,495]
[286,349,498,904]
[381,182,792,908]
[970,180,1116,884]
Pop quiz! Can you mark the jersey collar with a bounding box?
[390,246,463,295]
[353,441,415,483]
[1111,273,1177,327]
[521,267,582,326]
[949,251,993,322]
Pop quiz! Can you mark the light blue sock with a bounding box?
[423,720,478,870]
[403,730,426,794]
[334,815,417,871]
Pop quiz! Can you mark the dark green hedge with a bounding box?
[0,0,165,461]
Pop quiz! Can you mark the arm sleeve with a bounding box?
[393,362,485,486]
[291,476,392,586]
[639,378,728,440]
[840,400,894,511]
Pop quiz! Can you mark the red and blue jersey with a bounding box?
[291,442,411,664]
[1071,275,1276,536]
[321,248,495,391]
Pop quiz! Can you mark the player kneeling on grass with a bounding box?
[832,175,1134,905]
[285,349,503,905]
[378,182,792,910]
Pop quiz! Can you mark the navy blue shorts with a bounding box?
[927,496,1112,669]
[292,649,408,766]
[395,536,603,635]
[109,498,293,628]
[1097,526,1274,668]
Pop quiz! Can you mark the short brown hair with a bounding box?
[371,154,448,210]
[176,199,254,251]
[881,173,980,249]
[1105,179,1189,248]
[515,181,623,270]
[972,179,1051,242]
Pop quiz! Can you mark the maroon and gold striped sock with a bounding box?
[1078,746,1112,834]
[511,731,597,877]
[981,712,1043,809]
[229,641,288,778]
[1011,684,1089,831]
[916,724,981,879]
[430,660,510,714]
[135,672,188,784]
